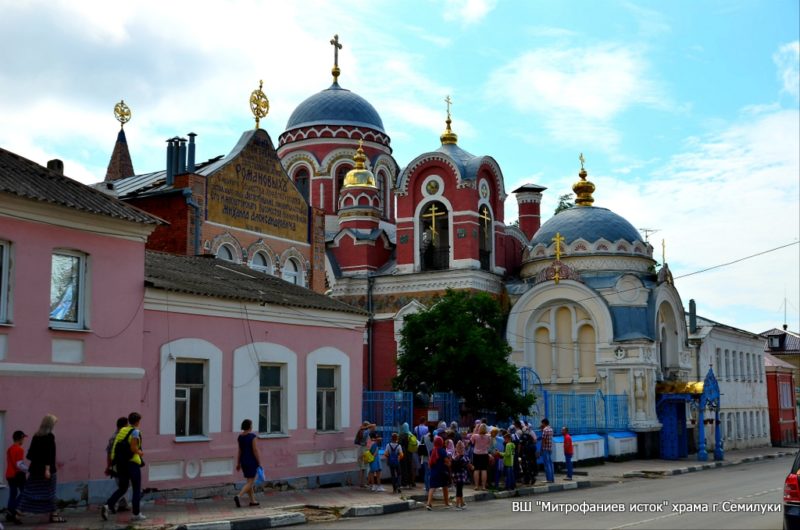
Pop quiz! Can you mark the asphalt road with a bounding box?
[313,457,790,529]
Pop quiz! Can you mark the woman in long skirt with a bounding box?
[17,414,65,523]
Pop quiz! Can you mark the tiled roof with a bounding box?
[762,328,800,354]
[285,82,385,132]
[144,251,367,316]
[0,146,161,225]
[531,206,644,247]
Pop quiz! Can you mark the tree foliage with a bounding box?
[554,193,575,215]
[392,289,534,419]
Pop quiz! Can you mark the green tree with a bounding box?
[554,193,575,215]
[392,289,534,419]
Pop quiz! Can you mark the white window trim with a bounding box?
[49,249,89,330]
[249,251,273,275]
[0,240,10,323]
[175,361,206,437]
[159,338,222,436]
[306,347,350,431]
[282,258,303,286]
[232,343,298,433]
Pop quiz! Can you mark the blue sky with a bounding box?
[0,0,798,334]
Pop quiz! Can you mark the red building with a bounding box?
[765,352,798,446]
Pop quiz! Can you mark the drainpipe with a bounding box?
[367,274,375,391]
[182,188,202,255]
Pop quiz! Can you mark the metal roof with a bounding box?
[285,82,385,132]
[531,206,644,247]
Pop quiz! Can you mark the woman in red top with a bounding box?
[562,426,574,480]
[5,430,27,524]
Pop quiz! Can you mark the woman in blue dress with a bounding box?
[425,435,451,509]
[234,419,261,507]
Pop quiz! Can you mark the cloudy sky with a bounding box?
[1,0,798,334]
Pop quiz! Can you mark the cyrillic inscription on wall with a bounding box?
[207,130,308,241]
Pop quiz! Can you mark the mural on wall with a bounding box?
[207,130,308,241]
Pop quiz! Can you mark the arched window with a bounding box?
[335,165,351,206]
[217,244,236,262]
[478,204,492,271]
[294,168,310,203]
[419,201,449,271]
[250,251,272,275]
[282,258,304,287]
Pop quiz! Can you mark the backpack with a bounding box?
[415,427,428,457]
[387,442,401,466]
[407,433,419,454]
[111,428,134,473]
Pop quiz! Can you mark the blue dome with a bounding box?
[531,206,643,247]
[285,82,385,132]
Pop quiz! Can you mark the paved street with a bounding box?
[313,457,788,529]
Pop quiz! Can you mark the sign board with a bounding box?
[207,130,308,241]
[427,409,439,422]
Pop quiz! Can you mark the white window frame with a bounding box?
[0,241,10,324]
[282,257,303,286]
[250,251,273,275]
[232,343,298,436]
[159,338,222,439]
[49,249,88,330]
[258,363,286,435]
[217,243,236,262]
[306,347,350,432]
[316,365,338,432]
[175,360,207,437]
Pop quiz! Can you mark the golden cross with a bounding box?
[479,206,492,243]
[330,34,342,67]
[422,203,443,242]
[579,153,585,170]
[444,95,452,120]
[661,238,666,265]
[552,232,565,261]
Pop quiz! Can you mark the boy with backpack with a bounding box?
[102,412,145,522]
[384,433,404,493]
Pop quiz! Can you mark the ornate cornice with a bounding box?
[396,154,463,196]
[521,255,655,278]
[278,125,391,149]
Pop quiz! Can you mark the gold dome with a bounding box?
[572,153,595,206]
[343,141,376,188]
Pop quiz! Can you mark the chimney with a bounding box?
[47,159,64,175]
[166,138,175,186]
[689,299,697,334]
[187,132,197,172]
[512,183,547,241]
[177,137,187,174]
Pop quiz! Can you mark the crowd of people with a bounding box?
[352,416,575,510]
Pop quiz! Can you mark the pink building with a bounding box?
[0,147,367,505]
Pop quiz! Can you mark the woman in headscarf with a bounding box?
[425,436,451,510]
[17,414,64,523]
[398,422,415,489]
[445,439,455,458]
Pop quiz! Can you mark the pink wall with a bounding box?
[1,214,147,484]
[138,309,365,489]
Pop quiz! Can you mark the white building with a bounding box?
[688,312,770,450]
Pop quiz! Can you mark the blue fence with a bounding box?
[361,391,413,442]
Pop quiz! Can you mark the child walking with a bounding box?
[368,435,384,492]
[451,440,471,510]
[5,430,27,524]
[502,433,516,490]
[384,433,404,493]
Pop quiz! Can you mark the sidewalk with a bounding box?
[10,446,796,530]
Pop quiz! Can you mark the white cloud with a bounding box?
[443,0,497,26]
[774,41,800,99]
[593,108,800,332]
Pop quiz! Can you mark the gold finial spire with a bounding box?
[343,138,376,188]
[330,34,343,84]
[114,100,131,128]
[440,94,458,145]
[661,238,666,265]
[250,80,270,129]
[572,152,595,206]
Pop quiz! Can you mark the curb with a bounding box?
[174,511,305,530]
[623,451,793,478]
[341,499,419,518]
